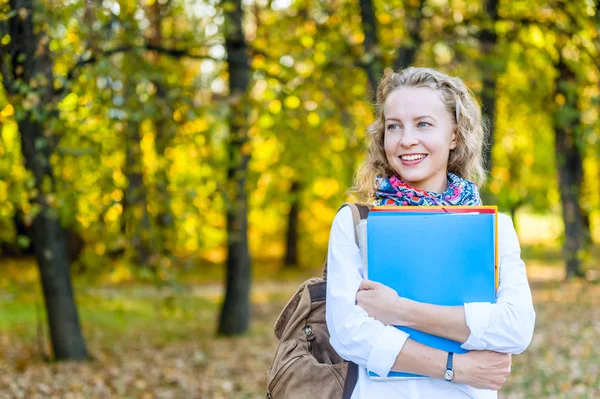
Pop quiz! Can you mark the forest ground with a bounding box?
[1,213,599,398]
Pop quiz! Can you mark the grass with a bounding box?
[2,272,599,398]
[1,226,599,397]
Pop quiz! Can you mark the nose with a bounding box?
[399,127,418,148]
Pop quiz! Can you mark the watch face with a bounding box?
[444,370,454,381]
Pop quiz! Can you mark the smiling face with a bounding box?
[383,86,457,193]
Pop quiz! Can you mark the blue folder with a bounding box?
[366,210,497,379]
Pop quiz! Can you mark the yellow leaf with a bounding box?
[111,189,123,201]
[222,1,237,12]
[352,85,365,96]
[312,178,340,199]
[529,26,545,48]
[490,180,501,194]
[304,21,316,35]
[110,263,133,283]
[329,15,341,25]
[253,38,267,49]
[252,55,266,69]
[1,104,14,118]
[300,35,314,48]
[351,32,364,44]
[281,166,294,179]
[295,61,314,76]
[379,13,392,24]
[95,243,106,256]
[314,51,326,65]
[248,126,259,138]
[268,63,282,76]
[241,142,252,155]
[492,166,509,181]
[284,96,300,109]
[66,31,78,44]
[258,114,274,129]
[185,238,198,252]
[197,119,209,132]
[307,112,320,126]
[268,99,281,114]
[331,136,346,152]
[173,110,182,122]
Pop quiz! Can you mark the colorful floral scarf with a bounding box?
[374,173,482,206]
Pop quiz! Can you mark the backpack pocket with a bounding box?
[267,339,347,399]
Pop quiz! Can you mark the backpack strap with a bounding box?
[343,361,359,399]
[322,202,372,280]
[334,203,371,399]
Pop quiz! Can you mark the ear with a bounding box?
[450,129,457,150]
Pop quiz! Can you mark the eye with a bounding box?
[387,123,401,131]
[417,121,431,128]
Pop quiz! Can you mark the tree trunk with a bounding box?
[358,0,383,93]
[2,0,89,361]
[509,203,521,235]
[218,0,252,336]
[392,0,425,71]
[582,208,592,250]
[123,119,152,267]
[554,59,586,279]
[358,0,423,92]
[147,0,175,256]
[284,180,300,267]
[479,0,499,175]
[152,103,175,256]
[19,119,89,360]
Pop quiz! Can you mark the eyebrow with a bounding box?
[385,115,437,122]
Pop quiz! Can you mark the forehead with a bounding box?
[384,87,448,119]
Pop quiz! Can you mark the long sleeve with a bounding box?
[325,206,410,377]
[461,213,536,354]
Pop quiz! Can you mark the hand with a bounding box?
[453,351,512,391]
[356,279,410,326]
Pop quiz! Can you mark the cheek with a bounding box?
[383,133,396,155]
[425,135,452,156]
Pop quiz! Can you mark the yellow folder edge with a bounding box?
[371,205,499,291]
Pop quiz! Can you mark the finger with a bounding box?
[356,291,369,303]
[360,279,380,290]
[360,279,376,290]
[355,292,366,307]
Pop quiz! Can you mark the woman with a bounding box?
[325,67,536,398]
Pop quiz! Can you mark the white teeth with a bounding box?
[401,154,426,161]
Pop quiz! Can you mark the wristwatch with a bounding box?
[444,352,455,381]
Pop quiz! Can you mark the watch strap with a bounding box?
[446,352,454,371]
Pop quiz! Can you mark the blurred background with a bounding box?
[0,0,599,397]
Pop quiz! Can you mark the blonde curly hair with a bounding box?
[351,67,488,202]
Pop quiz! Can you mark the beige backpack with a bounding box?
[266,203,371,399]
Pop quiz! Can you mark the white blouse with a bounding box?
[325,206,536,399]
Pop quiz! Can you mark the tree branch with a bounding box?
[55,44,224,97]
[508,16,600,69]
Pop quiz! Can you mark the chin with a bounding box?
[401,177,428,187]
[396,169,429,184]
